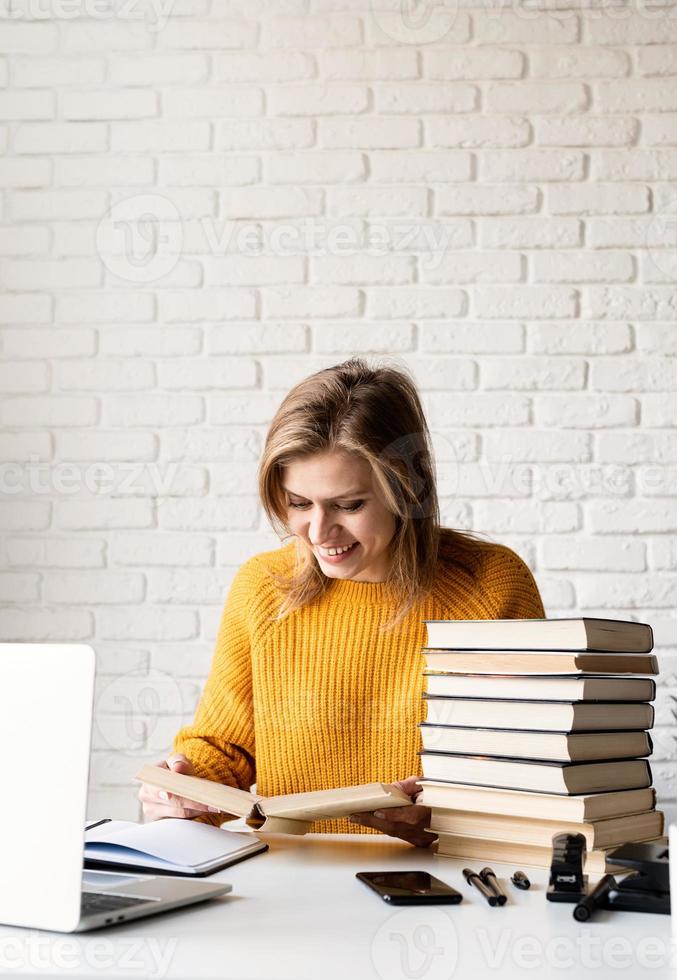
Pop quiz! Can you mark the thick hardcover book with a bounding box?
[423,617,653,653]
[419,753,653,795]
[136,766,411,835]
[424,673,656,702]
[422,649,658,675]
[424,697,655,732]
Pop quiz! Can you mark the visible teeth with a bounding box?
[324,543,354,556]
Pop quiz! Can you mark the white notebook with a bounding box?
[84,818,267,877]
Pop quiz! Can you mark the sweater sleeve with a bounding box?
[171,556,262,825]
[480,544,546,620]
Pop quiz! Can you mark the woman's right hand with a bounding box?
[138,752,221,821]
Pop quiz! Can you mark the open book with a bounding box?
[136,766,412,835]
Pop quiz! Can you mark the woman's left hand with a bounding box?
[348,775,437,848]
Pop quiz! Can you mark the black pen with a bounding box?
[480,867,507,906]
[463,868,501,907]
[573,874,617,922]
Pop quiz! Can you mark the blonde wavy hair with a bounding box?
[258,357,494,630]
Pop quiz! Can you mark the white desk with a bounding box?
[1,834,674,980]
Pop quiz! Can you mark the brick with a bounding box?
[586,14,677,45]
[542,537,645,571]
[550,183,650,216]
[0,500,51,532]
[650,540,677,570]
[0,293,51,322]
[13,56,104,87]
[6,537,105,569]
[0,573,39,603]
[56,292,154,323]
[420,322,524,353]
[208,322,307,353]
[320,117,420,149]
[312,254,414,285]
[437,185,538,215]
[0,90,53,120]
[591,358,677,392]
[219,186,322,219]
[530,463,633,501]
[0,361,48,393]
[423,47,523,80]
[158,498,258,530]
[54,360,155,392]
[329,185,428,217]
[269,84,368,116]
[103,394,203,427]
[63,89,157,121]
[161,427,260,461]
[578,574,677,609]
[111,121,210,153]
[597,79,677,113]
[533,251,634,283]
[158,357,257,389]
[159,155,260,186]
[163,86,263,119]
[481,217,581,249]
[488,82,588,114]
[475,500,581,533]
[267,151,365,184]
[158,289,255,322]
[637,46,677,77]
[475,286,577,319]
[482,357,586,390]
[367,10,470,46]
[110,54,209,85]
[424,393,529,427]
[312,321,414,354]
[208,391,285,422]
[1,327,95,359]
[216,118,313,150]
[587,287,677,321]
[13,121,107,154]
[0,431,51,460]
[0,608,92,641]
[0,22,57,53]
[473,11,579,44]
[597,432,677,465]
[637,465,677,496]
[483,430,591,461]
[3,258,101,290]
[422,251,522,284]
[593,149,677,181]
[370,150,472,183]
[407,357,477,392]
[1,396,98,428]
[214,51,315,81]
[147,569,228,604]
[261,15,362,48]
[159,18,257,49]
[55,499,154,530]
[644,114,677,146]
[204,254,305,286]
[8,189,107,221]
[480,149,584,182]
[375,83,477,114]
[536,394,638,427]
[536,116,638,147]
[427,116,530,147]
[0,224,50,253]
[111,533,213,567]
[367,287,465,319]
[586,218,652,248]
[60,21,152,52]
[530,45,630,78]
[527,322,632,355]
[55,155,155,187]
[319,48,417,80]
[44,571,144,605]
[636,324,677,355]
[97,608,199,641]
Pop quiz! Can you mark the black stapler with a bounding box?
[603,840,671,915]
[546,833,588,904]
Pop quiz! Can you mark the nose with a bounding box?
[308,506,338,546]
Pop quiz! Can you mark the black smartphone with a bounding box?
[356,870,463,905]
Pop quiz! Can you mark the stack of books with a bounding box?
[417,617,664,874]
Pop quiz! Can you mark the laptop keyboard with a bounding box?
[81,892,154,915]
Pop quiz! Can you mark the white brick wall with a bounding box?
[1,0,676,823]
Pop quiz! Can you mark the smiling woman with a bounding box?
[138,358,545,847]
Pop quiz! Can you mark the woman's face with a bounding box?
[282,450,398,583]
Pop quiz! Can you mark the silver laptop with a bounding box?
[0,643,231,932]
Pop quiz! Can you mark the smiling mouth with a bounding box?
[317,542,359,557]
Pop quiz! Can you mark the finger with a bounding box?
[166,752,190,767]
[157,790,219,813]
[143,803,210,821]
[393,776,422,798]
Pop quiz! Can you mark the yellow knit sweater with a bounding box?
[173,539,545,834]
